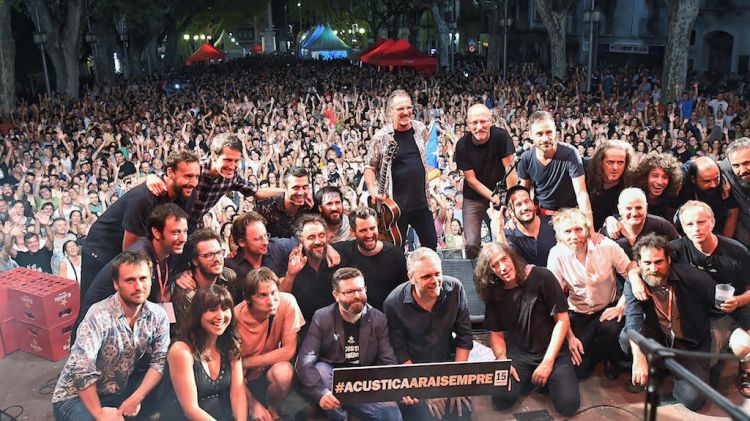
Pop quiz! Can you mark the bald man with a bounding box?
[677,156,739,237]
[454,104,516,258]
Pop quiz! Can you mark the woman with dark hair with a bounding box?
[632,151,683,221]
[160,285,247,421]
[58,240,81,283]
[474,242,579,417]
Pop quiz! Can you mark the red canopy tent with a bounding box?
[360,39,437,75]
[186,43,226,66]
[356,38,388,61]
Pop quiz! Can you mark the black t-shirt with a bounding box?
[15,247,53,274]
[391,129,427,212]
[516,143,585,210]
[333,240,408,311]
[675,185,738,235]
[483,266,568,358]
[291,259,337,323]
[342,319,361,367]
[670,236,750,294]
[454,126,514,203]
[83,183,175,264]
[604,215,679,259]
[589,184,622,231]
[117,161,137,179]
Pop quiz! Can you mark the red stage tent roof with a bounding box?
[186,43,226,66]
[357,38,388,61]
[360,38,437,75]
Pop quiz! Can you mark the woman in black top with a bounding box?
[160,285,247,421]
[474,242,579,417]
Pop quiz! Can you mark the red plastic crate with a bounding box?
[0,318,20,355]
[0,333,5,359]
[9,275,79,329]
[0,269,30,320]
[16,320,73,361]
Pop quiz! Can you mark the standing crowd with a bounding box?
[1,56,750,420]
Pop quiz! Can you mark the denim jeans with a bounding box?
[53,394,124,421]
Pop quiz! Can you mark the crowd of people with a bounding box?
[1,56,750,420]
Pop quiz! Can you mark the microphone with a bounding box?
[627,329,666,357]
[515,142,532,156]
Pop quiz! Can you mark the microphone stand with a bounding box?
[491,153,522,210]
[628,330,750,421]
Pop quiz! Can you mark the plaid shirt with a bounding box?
[188,160,258,228]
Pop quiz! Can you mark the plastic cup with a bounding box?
[715,284,735,309]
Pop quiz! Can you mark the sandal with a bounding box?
[738,369,750,398]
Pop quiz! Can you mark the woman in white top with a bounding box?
[58,240,81,284]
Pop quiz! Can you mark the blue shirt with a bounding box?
[504,215,557,267]
[517,143,585,210]
[52,295,170,403]
[383,276,473,364]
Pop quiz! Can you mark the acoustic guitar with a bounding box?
[367,140,402,247]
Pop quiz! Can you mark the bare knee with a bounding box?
[267,361,294,387]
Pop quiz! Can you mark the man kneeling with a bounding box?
[296,267,403,421]
[52,251,170,421]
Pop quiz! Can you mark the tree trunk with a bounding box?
[430,1,449,69]
[26,0,83,98]
[164,22,181,69]
[487,8,500,72]
[90,18,116,84]
[0,0,15,112]
[534,0,574,80]
[661,0,699,103]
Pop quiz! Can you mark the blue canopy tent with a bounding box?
[300,25,351,59]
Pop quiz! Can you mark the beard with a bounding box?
[342,298,366,314]
[642,272,667,288]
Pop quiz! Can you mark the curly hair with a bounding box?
[181,285,242,361]
[474,242,527,303]
[586,139,638,195]
[633,151,683,198]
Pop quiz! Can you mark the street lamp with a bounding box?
[183,34,190,41]
[499,0,513,81]
[31,6,51,95]
[583,0,602,92]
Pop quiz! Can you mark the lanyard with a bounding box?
[156,260,169,303]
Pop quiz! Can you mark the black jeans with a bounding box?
[397,207,437,251]
[492,351,580,417]
[569,307,627,379]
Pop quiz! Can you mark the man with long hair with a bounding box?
[585,140,637,230]
[474,242,579,416]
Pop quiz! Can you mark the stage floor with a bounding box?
[1,334,748,420]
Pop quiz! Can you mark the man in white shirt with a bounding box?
[547,208,635,379]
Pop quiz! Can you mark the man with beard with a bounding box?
[517,111,594,228]
[78,204,189,333]
[296,267,403,421]
[453,104,515,258]
[494,185,557,266]
[52,251,169,420]
[621,233,719,410]
[547,208,634,380]
[255,166,314,239]
[147,135,283,231]
[333,207,407,310]
[602,188,679,261]
[81,151,199,297]
[676,156,738,236]
[365,90,438,250]
[383,248,473,420]
[667,201,750,393]
[719,138,750,247]
[225,211,297,284]
[317,186,353,243]
[585,140,637,230]
[171,229,237,326]
[236,267,305,421]
[282,214,339,324]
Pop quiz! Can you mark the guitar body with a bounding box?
[367,196,403,248]
[369,139,403,248]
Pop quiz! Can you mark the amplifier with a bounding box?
[441,258,485,325]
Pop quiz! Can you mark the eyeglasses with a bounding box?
[468,119,490,127]
[198,250,224,260]
[338,287,367,297]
